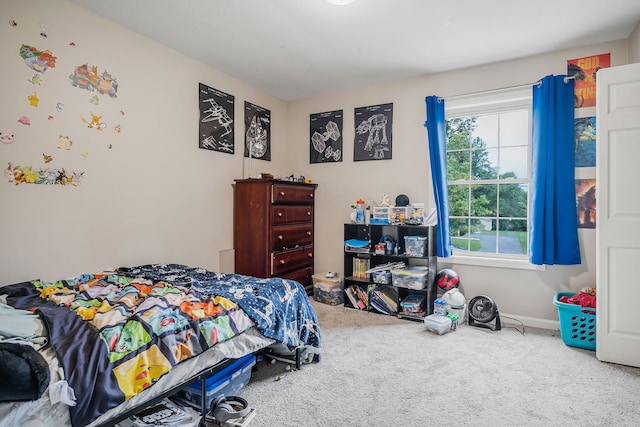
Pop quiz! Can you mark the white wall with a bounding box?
[288,40,630,327]
[1,0,635,326]
[629,21,640,63]
[0,0,287,284]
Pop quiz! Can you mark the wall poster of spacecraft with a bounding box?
[310,110,343,163]
[353,103,392,161]
[198,83,235,154]
[244,101,271,161]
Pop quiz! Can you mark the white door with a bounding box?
[596,62,640,367]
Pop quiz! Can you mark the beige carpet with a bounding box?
[238,300,640,427]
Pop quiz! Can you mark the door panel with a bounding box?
[596,62,640,367]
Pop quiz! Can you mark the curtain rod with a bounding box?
[438,75,575,102]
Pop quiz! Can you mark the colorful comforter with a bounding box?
[2,264,321,427]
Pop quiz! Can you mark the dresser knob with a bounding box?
[307,231,312,236]
[280,260,286,265]
[307,253,313,258]
[280,191,285,196]
[277,212,283,217]
[278,235,283,240]
[308,193,313,198]
[306,211,311,216]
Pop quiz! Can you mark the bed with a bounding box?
[0,263,322,427]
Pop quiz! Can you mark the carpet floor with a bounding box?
[237,300,640,427]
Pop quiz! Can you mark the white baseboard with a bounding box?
[500,312,559,331]
[219,248,235,274]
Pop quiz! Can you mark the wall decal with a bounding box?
[198,83,234,154]
[576,178,596,229]
[19,44,56,73]
[354,102,392,161]
[1,133,15,144]
[81,112,106,131]
[567,53,610,108]
[57,135,73,150]
[310,110,343,163]
[5,163,84,186]
[27,92,39,107]
[28,74,43,86]
[69,63,119,98]
[244,101,271,161]
[18,116,30,126]
[574,116,596,167]
[43,153,53,163]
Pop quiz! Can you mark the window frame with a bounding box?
[443,86,543,270]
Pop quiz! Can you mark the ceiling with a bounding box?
[71,0,640,101]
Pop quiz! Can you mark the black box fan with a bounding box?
[468,295,502,331]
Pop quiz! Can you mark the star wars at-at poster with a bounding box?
[198,83,234,154]
[310,109,343,163]
[244,101,271,161]
[567,53,610,108]
[354,102,392,161]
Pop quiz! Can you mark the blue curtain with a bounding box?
[424,96,452,257]
[530,75,581,265]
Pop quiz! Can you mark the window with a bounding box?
[445,88,532,264]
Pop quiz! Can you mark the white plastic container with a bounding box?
[404,236,427,257]
[424,314,452,335]
[391,266,429,289]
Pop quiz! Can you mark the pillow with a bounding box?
[0,342,50,402]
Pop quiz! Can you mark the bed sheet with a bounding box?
[0,264,321,427]
[0,330,272,427]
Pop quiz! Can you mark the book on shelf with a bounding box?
[352,258,370,280]
[369,286,398,315]
[345,286,363,309]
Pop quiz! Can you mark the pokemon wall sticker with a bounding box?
[1,133,15,144]
[18,116,30,126]
[27,92,40,107]
[57,135,73,150]
[6,163,85,186]
[19,44,56,73]
[28,74,43,86]
[81,112,106,130]
[69,63,119,98]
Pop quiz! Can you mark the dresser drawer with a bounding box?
[272,246,313,276]
[272,224,313,250]
[272,184,315,204]
[272,205,314,224]
[279,266,313,291]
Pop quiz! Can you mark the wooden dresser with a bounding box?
[233,178,317,293]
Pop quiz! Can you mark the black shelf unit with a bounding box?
[343,223,437,321]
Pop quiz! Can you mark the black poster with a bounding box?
[244,101,271,161]
[198,83,234,154]
[354,102,393,161]
[310,109,343,163]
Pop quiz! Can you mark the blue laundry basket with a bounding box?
[553,292,596,351]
